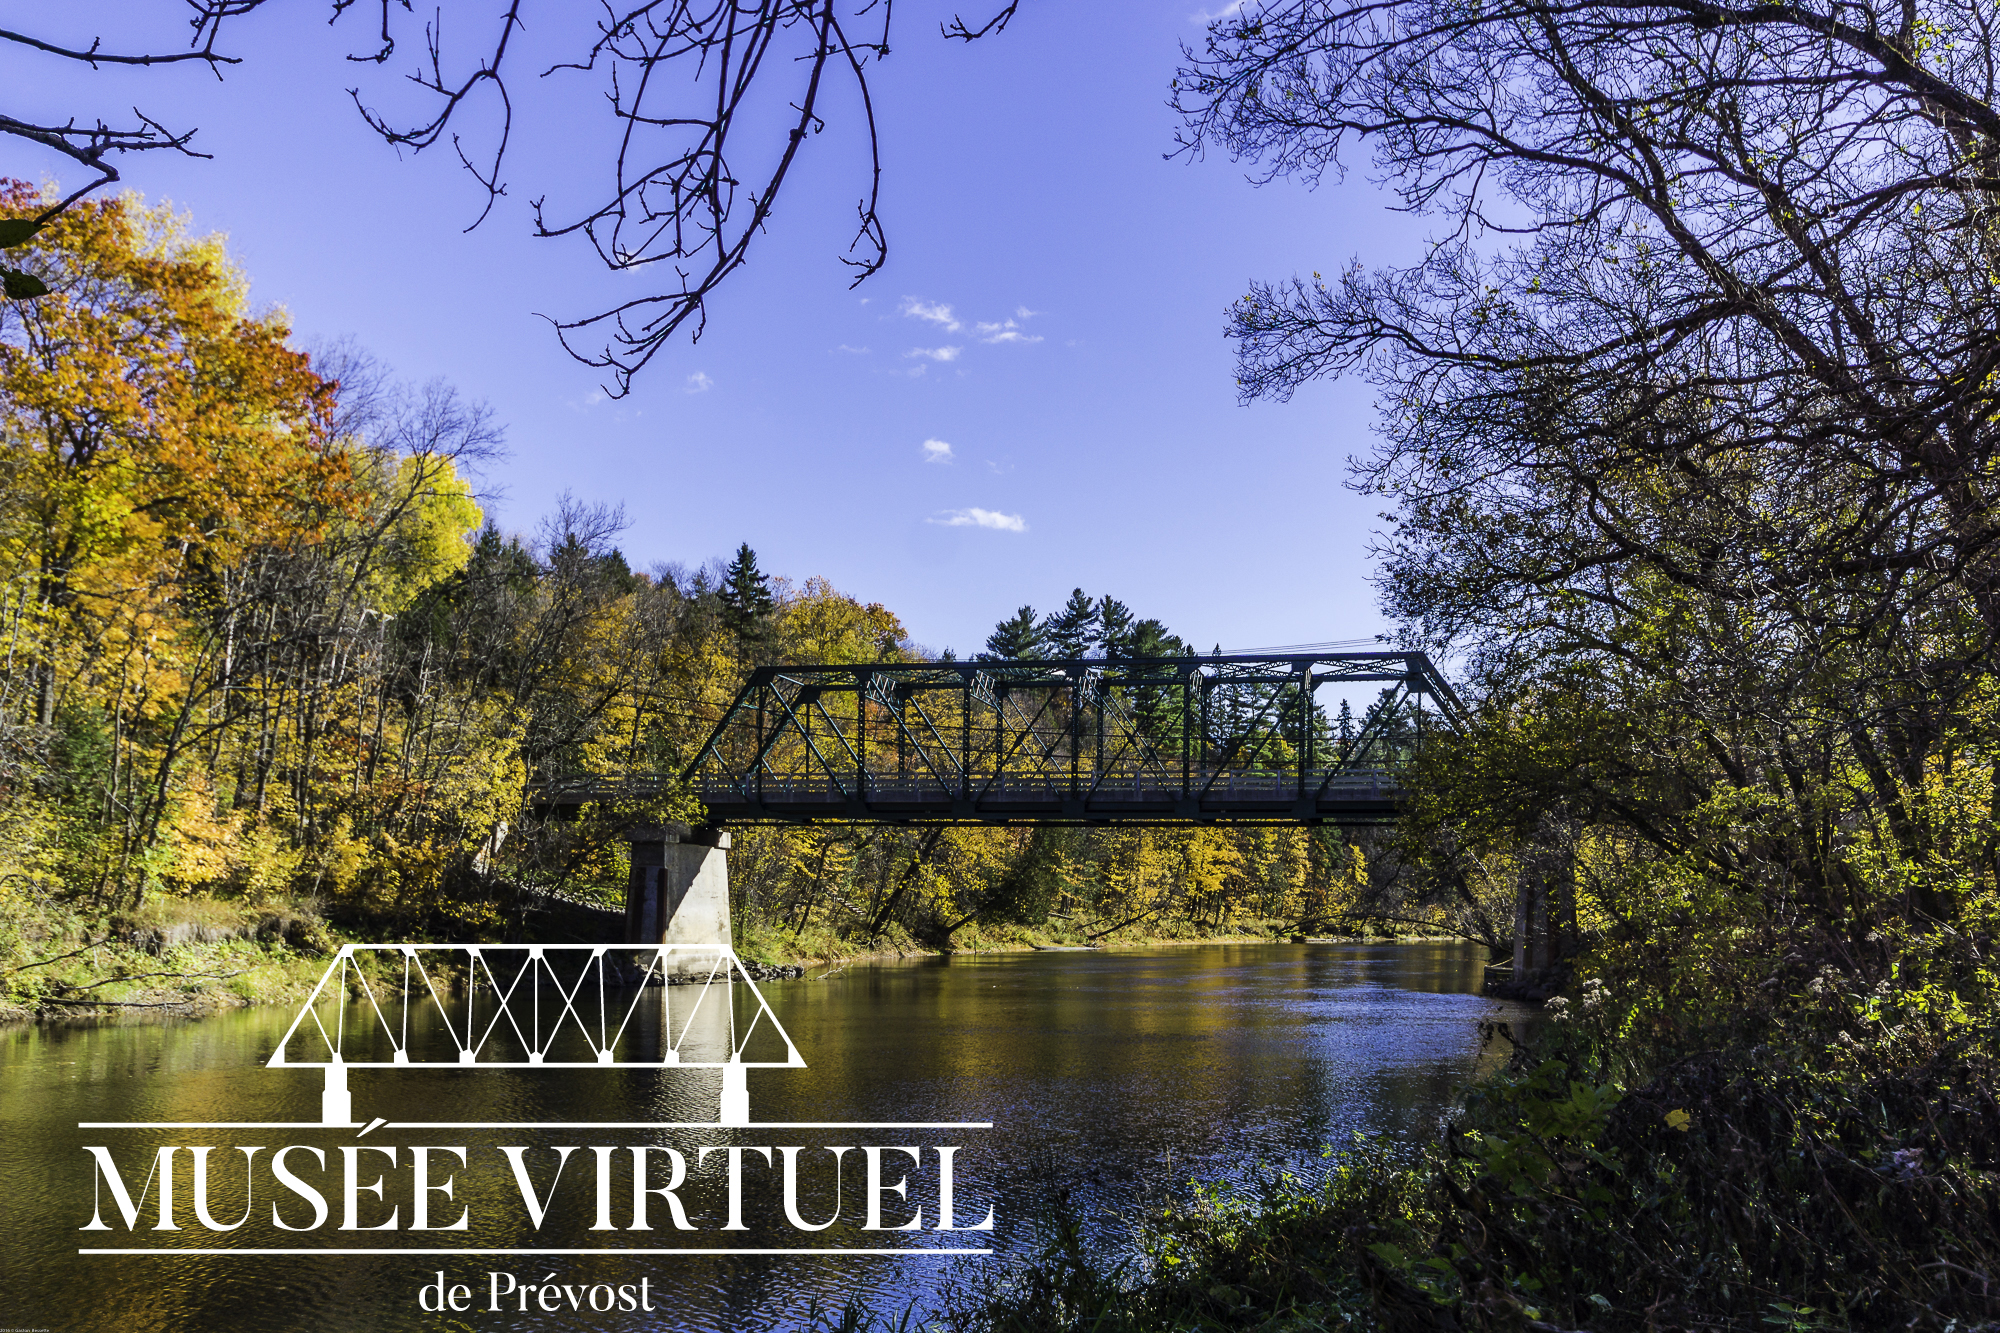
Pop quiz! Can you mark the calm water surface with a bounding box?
[5,942,1532,1331]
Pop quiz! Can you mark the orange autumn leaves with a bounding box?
[0,181,354,680]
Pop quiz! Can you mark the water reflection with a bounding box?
[3,942,1534,1332]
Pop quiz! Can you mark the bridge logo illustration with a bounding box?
[273,942,799,1128]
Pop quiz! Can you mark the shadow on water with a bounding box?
[3,941,1536,1332]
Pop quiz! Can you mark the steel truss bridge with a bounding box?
[656,651,1462,827]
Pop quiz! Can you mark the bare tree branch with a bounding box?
[0,1,1023,389]
[943,2,1020,40]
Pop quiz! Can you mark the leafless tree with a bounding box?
[1178,0,2000,642]
[1174,0,2000,934]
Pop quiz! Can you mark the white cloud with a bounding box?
[905,346,963,362]
[1191,0,1247,22]
[899,297,962,332]
[929,507,1027,532]
[1015,305,1040,319]
[974,318,1043,345]
[922,438,955,464]
[835,344,871,355]
[684,371,714,394]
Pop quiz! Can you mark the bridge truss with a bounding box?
[676,652,1462,826]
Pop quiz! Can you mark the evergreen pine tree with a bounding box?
[1125,617,1188,750]
[1128,618,1183,659]
[1098,596,1135,657]
[595,546,641,595]
[982,605,1044,659]
[719,542,779,658]
[1042,588,1101,658]
[719,543,776,630]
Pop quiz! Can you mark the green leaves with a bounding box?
[2,269,49,300]
[1366,1240,1410,1269]
[1,214,47,300]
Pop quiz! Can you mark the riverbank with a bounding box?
[733,912,1475,972]
[1,895,1468,1020]
[848,928,2000,1333]
[0,896,340,1022]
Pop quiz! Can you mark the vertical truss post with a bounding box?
[755,682,766,805]
[1068,667,1081,802]
[1200,674,1211,779]
[1095,677,1106,790]
[961,669,972,806]
[855,670,869,807]
[1298,664,1312,801]
[895,683,907,783]
[1180,668,1193,804]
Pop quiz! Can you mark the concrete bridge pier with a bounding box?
[625,824,734,965]
[626,824,744,1122]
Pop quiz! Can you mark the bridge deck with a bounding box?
[696,780,1398,823]
[535,770,1403,825]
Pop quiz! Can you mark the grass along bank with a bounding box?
[0,895,341,1021]
[730,911,1474,971]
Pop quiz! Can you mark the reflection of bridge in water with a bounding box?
[540,651,1463,827]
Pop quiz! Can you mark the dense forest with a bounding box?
[0,183,1460,958]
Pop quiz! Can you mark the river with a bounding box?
[4,941,1533,1331]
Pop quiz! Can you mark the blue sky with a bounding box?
[8,2,1420,657]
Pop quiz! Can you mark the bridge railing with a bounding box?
[693,769,1396,804]
[701,770,1391,794]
